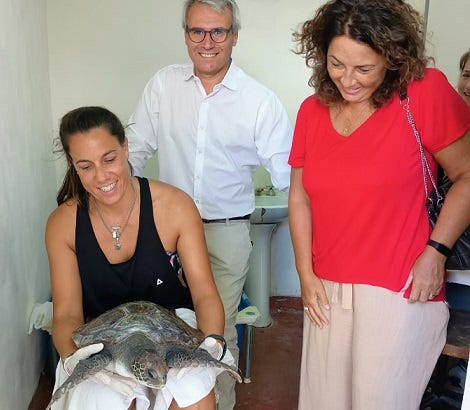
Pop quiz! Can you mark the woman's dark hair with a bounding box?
[56,106,129,206]
[293,0,431,107]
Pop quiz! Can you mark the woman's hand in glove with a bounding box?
[199,335,225,360]
[62,343,137,397]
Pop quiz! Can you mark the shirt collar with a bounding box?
[184,60,241,92]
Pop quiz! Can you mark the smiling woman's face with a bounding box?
[69,126,130,205]
[458,58,470,106]
[327,35,387,105]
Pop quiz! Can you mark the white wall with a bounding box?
[0,0,56,408]
[46,0,315,127]
[46,0,470,300]
[425,1,469,87]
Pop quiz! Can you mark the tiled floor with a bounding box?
[29,370,53,410]
[28,296,303,410]
[235,297,303,409]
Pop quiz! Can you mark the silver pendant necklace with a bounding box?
[93,179,137,250]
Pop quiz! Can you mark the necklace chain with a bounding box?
[335,102,373,136]
[94,179,137,251]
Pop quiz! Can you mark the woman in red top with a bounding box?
[288,1,470,409]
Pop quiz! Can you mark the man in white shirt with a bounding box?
[127,1,292,408]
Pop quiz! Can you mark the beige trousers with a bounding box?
[203,220,252,410]
[298,280,449,410]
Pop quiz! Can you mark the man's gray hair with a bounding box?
[182,0,241,32]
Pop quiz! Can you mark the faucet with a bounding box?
[255,185,276,196]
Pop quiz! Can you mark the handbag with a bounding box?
[400,93,470,270]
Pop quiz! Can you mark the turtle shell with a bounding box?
[72,301,204,348]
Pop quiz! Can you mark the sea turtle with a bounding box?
[46,301,242,409]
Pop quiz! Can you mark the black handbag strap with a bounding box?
[399,92,443,203]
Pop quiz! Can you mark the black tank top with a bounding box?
[76,177,193,321]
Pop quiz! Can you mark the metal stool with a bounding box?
[236,293,260,383]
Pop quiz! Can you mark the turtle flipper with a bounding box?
[45,349,112,409]
[166,347,242,383]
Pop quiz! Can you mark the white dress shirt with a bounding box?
[127,62,292,220]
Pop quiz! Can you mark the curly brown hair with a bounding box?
[293,0,432,107]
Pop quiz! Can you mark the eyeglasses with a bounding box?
[186,26,232,43]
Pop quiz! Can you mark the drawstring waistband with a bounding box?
[331,282,353,310]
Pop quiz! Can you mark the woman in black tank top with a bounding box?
[46,106,225,409]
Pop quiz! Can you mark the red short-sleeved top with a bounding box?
[289,68,470,299]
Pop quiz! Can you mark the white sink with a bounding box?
[250,190,288,224]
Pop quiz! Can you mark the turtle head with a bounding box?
[131,350,168,389]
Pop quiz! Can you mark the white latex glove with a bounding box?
[199,336,224,360]
[175,336,224,380]
[63,343,136,397]
[62,343,105,375]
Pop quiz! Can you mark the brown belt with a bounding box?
[202,214,251,224]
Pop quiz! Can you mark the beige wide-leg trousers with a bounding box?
[298,280,449,410]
